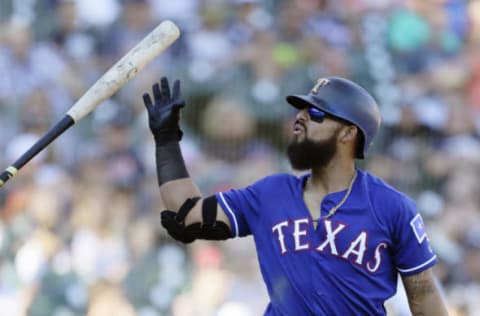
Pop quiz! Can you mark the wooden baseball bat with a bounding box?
[0,20,180,188]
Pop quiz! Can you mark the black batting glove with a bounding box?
[143,77,185,145]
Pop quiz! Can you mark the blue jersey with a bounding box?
[216,169,437,315]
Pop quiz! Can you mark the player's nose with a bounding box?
[295,108,309,121]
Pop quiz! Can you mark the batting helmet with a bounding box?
[286,77,381,159]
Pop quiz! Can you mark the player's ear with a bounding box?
[339,125,358,143]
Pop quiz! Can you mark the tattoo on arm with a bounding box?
[403,269,449,315]
[403,270,436,302]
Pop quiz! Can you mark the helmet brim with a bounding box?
[286,94,321,110]
[286,94,340,119]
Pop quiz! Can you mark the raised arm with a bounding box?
[143,77,231,243]
[402,268,449,316]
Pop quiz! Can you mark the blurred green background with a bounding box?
[0,0,480,315]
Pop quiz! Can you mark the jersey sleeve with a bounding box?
[392,197,437,276]
[216,183,261,238]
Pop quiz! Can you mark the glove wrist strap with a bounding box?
[155,141,189,186]
[153,129,183,146]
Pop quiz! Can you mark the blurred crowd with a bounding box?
[0,0,479,315]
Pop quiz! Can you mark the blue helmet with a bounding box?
[286,77,381,159]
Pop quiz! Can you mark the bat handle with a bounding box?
[0,115,75,188]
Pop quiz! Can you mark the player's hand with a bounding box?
[143,77,185,145]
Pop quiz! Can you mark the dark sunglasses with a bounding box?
[307,106,350,125]
[307,106,328,123]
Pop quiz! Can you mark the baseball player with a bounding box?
[143,77,449,315]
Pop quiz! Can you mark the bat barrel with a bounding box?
[0,115,74,187]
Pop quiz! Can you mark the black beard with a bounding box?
[287,133,338,170]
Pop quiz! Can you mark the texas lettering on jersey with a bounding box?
[216,171,438,315]
[272,218,388,273]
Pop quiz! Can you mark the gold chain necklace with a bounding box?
[313,171,357,221]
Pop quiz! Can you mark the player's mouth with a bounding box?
[293,121,306,135]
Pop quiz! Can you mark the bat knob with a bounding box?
[0,167,18,188]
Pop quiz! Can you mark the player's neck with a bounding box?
[308,160,356,194]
